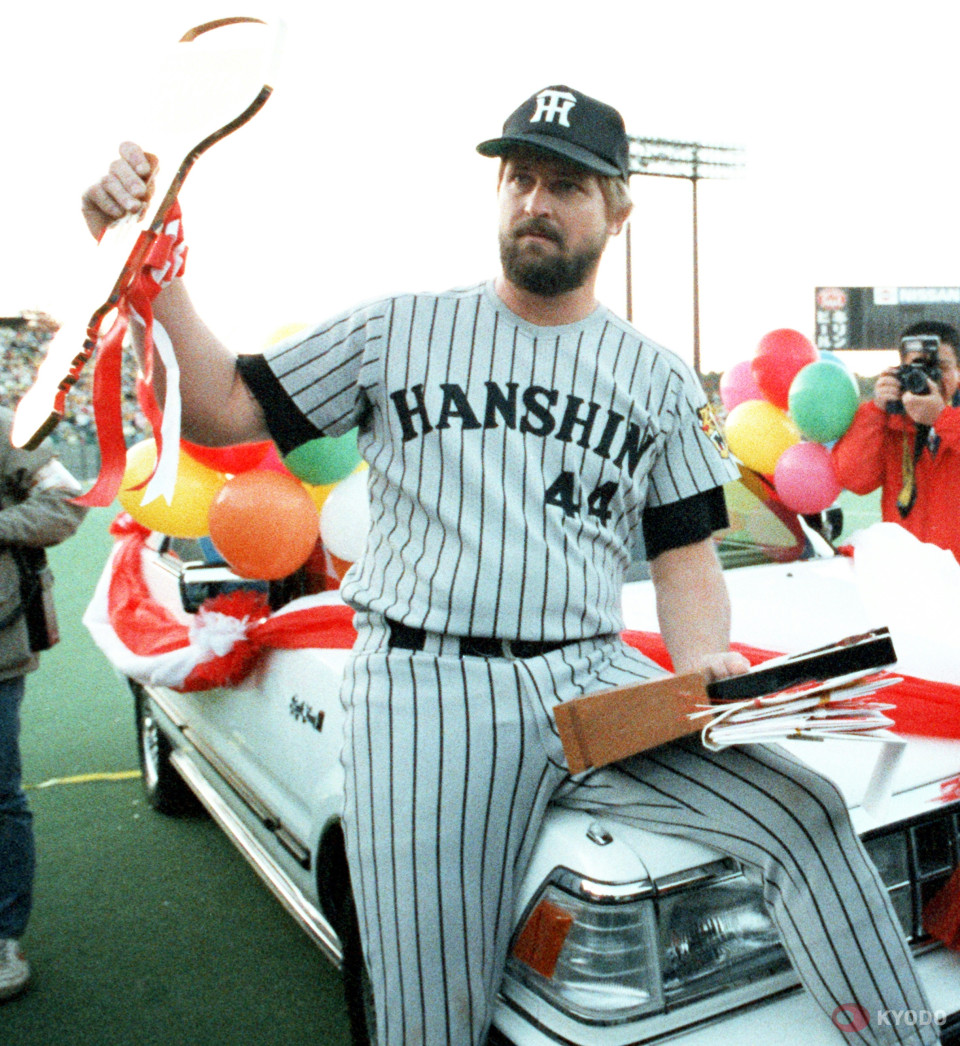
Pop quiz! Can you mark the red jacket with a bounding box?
[831,399,960,561]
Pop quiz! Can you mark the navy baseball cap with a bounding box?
[477,85,631,181]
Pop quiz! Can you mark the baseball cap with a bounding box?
[477,85,631,181]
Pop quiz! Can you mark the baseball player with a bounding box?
[83,87,937,1046]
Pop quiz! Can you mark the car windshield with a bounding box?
[626,470,816,583]
[715,471,810,569]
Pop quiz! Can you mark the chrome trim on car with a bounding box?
[169,749,343,965]
[549,866,656,902]
[147,685,313,869]
[183,726,280,829]
[653,858,741,896]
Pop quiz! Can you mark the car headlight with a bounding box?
[658,866,791,1005]
[507,869,663,1021]
[507,861,791,1024]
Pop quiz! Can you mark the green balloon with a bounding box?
[284,430,361,486]
[788,362,860,443]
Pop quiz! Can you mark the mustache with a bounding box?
[511,218,564,246]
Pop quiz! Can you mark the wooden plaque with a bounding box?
[554,672,710,774]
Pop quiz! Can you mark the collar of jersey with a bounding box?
[484,280,608,337]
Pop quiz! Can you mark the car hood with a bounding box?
[620,550,960,826]
[622,555,873,660]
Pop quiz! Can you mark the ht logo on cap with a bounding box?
[530,89,577,127]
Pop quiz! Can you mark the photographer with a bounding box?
[0,406,85,1001]
[831,320,960,560]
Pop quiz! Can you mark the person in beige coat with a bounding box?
[0,405,85,1000]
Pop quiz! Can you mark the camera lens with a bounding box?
[902,367,930,395]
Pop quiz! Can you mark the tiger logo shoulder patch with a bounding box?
[697,404,730,458]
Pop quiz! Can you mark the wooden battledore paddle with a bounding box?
[11,16,283,452]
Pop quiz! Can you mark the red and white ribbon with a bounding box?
[82,516,356,692]
[133,205,186,505]
[77,202,188,508]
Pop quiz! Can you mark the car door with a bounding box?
[146,536,349,859]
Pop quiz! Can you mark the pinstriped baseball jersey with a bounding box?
[259,280,738,639]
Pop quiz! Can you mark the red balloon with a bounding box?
[255,443,295,475]
[181,438,272,474]
[751,329,818,410]
[208,471,319,580]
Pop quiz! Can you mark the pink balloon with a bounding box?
[773,442,841,515]
[719,360,764,412]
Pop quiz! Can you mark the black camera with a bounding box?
[886,335,942,413]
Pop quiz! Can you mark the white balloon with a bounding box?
[319,470,370,562]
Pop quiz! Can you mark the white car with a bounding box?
[92,470,960,1045]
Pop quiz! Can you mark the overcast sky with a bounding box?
[5,0,959,376]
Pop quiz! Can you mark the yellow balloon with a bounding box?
[302,479,338,515]
[724,400,800,475]
[118,439,227,538]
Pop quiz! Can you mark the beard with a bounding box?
[499,218,606,297]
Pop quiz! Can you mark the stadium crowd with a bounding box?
[1,315,148,457]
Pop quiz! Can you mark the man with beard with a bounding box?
[83,86,939,1046]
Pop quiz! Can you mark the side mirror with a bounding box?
[823,506,844,543]
[801,506,844,544]
[178,561,268,614]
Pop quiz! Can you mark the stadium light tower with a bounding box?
[625,137,745,375]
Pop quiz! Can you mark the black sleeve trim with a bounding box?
[642,486,730,560]
[236,354,324,455]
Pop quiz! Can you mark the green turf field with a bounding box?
[8,508,353,1046]
[836,487,882,541]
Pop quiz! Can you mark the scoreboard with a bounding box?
[815,287,960,351]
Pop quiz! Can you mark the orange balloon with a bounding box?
[208,471,320,580]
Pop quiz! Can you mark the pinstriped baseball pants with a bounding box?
[340,616,939,1046]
